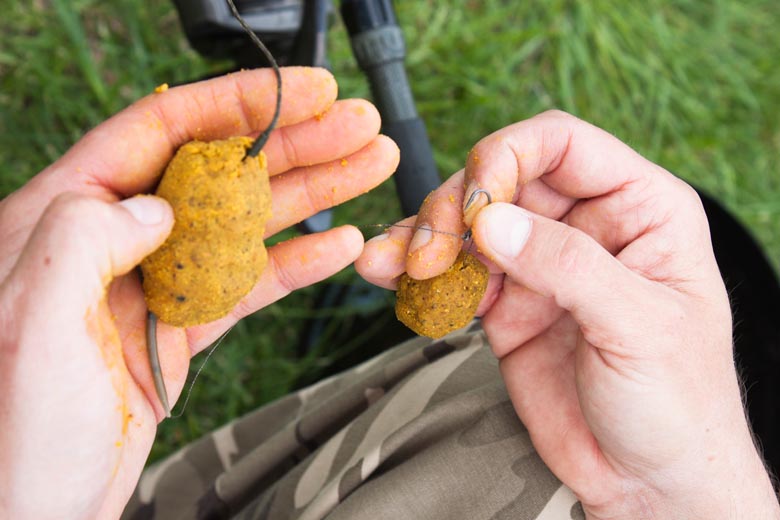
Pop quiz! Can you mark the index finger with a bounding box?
[461,110,663,226]
[48,67,338,197]
[405,110,670,280]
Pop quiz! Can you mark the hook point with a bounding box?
[464,188,492,213]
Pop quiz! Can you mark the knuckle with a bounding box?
[470,136,491,159]
[301,169,326,214]
[554,229,602,276]
[673,178,702,208]
[277,126,300,167]
[44,194,116,257]
[268,251,299,294]
[539,109,576,122]
[231,294,257,321]
[231,78,256,130]
[667,177,711,232]
[47,193,104,227]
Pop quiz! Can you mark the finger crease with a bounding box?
[277,126,300,168]
[300,168,325,214]
[149,102,186,157]
[268,251,299,295]
[233,78,261,136]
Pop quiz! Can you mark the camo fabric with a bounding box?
[123,323,584,519]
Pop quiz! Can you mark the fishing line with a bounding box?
[146,0,284,418]
[147,1,494,418]
[357,223,469,241]
[356,189,493,242]
[167,222,477,417]
[225,0,282,157]
[171,325,235,418]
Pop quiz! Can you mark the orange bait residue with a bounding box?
[154,83,169,93]
[340,158,348,167]
[85,299,131,472]
[85,300,127,407]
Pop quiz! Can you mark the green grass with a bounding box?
[1,0,778,462]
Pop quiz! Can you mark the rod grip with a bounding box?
[382,117,440,216]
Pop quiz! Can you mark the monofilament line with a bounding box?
[171,326,235,418]
[146,1,284,419]
[358,223,469,241]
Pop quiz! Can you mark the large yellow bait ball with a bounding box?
[395,251,489,338]
[141,136,272,327]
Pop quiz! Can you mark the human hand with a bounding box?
[357,111,779,518]
[0,68,399,519]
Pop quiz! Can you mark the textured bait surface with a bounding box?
[395,251,488,338]
[141,137,272,327]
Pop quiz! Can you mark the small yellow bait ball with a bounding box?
[395,251,489,338]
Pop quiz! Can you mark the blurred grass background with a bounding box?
[1,0,778,462]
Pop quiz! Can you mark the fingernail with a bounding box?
[119,196,167,226]
[463,182,490,227]
[408,226,433,253]
[367,232,390,244]
[462,182,477,212]
[484,204,532,258]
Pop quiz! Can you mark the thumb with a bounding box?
[10,193,173,309]
[473,203,659,344]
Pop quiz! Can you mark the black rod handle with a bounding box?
[341,0,440,216]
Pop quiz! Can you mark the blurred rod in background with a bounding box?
[341,0,440,216]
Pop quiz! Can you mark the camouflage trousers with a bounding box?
[123,323,584,519]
